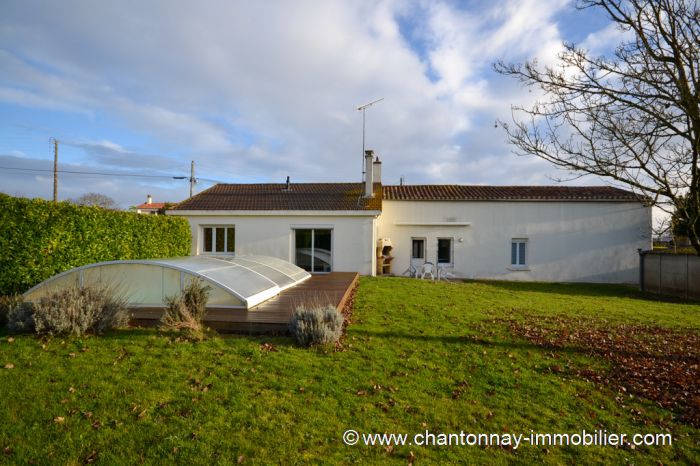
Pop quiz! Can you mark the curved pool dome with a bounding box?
[23,255,311,310]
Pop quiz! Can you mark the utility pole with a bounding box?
[356,98,384,181]
[189,160,196,198]
[50,138,58,202]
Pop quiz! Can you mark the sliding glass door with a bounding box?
[294,229,332,273]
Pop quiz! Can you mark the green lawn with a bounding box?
[1,278,698,464]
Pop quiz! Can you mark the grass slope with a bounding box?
[0,278,698,464]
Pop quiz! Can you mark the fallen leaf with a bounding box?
[408,451,416,466]
[85,450,98,464]
[259,343,277,352]
[54,416,65,424]
[506,316,700,427]
[237,455,245,464]
[3,364,14,369]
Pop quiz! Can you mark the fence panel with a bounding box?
[640,251,700,300]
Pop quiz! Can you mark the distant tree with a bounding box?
[157,202,176,215]
[652,216,672,243]
[72,192,118,209]
[672,194,699,240]
[495,0,700,254]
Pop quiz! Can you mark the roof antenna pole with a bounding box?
[356,98,384,182]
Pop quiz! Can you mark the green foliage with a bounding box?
[6,301,35,334]
[160,279,211,338]
[32,285,129,336]
[0,193,191,295]
[0,295,22,328]
[289,304,344,346]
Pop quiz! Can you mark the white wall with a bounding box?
[172,213,378,275]
[377,200,652,283]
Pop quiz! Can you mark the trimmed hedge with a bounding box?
[0,193,191,295]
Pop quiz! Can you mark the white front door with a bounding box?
[410,238,426,272]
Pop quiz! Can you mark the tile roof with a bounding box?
[170,183,643,212]
[383,185,642,202]
[171,183,382,211]
[136,202,167,209]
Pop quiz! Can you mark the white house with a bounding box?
[135,194,168,215]
[169,151,651,283]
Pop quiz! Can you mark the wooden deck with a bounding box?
[130,272,359,333]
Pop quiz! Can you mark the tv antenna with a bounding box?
[356,97,384,180]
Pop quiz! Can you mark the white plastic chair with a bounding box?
[420,262,435,280]
[437,267,455,281]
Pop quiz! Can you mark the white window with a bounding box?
[411,238,425,259]
[437,238,453,265]
[511,239,527,266]
[202,226,235,254]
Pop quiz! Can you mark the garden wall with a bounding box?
[0,193,191,295]
[639,251,700,300]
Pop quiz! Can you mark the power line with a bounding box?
[0,165,222,183]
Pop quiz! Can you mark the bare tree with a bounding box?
[495,0,700,253]
[72,192,118,209]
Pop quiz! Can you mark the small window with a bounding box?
[411,239,425,259]
[511,239,527,266]
[202,226,235,254]
[437,238,452,265]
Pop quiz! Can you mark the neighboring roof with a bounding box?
[171,183,382,211]
[383,185,642,202]
[136,202,167,209]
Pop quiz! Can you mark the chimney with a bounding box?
[285,175,290,191]
[146,194,153,205]
[364,150,374,198]
[372,156,381,183]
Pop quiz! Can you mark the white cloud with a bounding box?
[0,0,608,202]
[581,22,632,55]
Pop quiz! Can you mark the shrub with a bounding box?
[160,279,211,337]
[32,285,128,336]
[289,305,344,347]
[0,193,191,295]
[6,301,36,334]
[0,295,23,328]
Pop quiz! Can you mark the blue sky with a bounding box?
[0,0,623,207]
